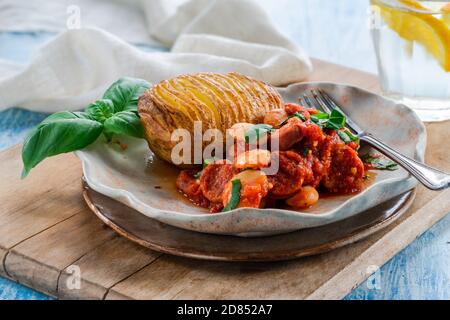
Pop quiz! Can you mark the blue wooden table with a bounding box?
[1,0,450,300]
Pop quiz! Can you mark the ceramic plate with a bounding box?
[77,82,426,237]
[83,181,415,261]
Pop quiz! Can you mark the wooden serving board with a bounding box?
[1,59,449,300]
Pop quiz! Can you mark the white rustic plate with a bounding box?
[77,82,426,237]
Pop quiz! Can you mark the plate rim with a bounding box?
[83,180,416,262]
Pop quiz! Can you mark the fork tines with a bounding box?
[300,89,363,134]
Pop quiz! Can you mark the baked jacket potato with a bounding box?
[138,72,283,166]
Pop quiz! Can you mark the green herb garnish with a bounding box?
[309,111,328,128]
[245,124,274,144]
[102,77,151,113]
[361,154,398,171]
[309,109,358,144]
[310,110,328,121]
[222,179,242,212]
[325,109,346,130]
[309,109,346,130]
[279,109,346,131]
[337,130,351,143]
[337,129,359,144]
[278,112,307,127]
[21,77,150,178]
[279,109,357,146]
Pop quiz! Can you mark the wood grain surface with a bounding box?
[0,59,449,299]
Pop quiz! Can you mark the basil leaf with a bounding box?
[279,112,306,127]
[40,111,92,124]
[245,124,274,144]
[361,154,398,171]
[71,111,95,120]
[337,130,351,143]
[310,109,346,130]
[295,112,307,122]
[325,109,346,130]
[278,119,289,128]
[85,99,114,123]
[222,179,242,212]
[311,111,329,120]
[338,129,360,144]
[345,129,359,142]
[103,111,144,138]
[103,77,150,113]
[310,111,329,128]
[20,77,151,178]
[21,112,103,178]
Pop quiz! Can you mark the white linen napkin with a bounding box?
[0,0,312,113]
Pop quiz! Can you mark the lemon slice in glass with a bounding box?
[374,0,450,72]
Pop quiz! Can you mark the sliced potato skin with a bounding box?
[138,72,283,166]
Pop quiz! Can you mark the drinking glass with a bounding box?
[370,0,450,121]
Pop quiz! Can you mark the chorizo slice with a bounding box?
[322,142,365,194]
[199,163,238,203]
[301,133,335,187]
[271,117,304,151]
[267,151,310,199]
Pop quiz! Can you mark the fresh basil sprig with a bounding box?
[86,77,150,139]
[325,109,346,130]
[222,179,242,212]
[103,111,144,139]
[21,77,150,178]
[361,154,398,171]
[279,108,358,145]
[279,109,346,131]
[85,99,115,123]
[245,124,274,144]
[103,77,151,113]
[310,109,359,144]
[310,109,346,130]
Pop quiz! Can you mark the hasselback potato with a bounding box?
[138,72,283,166]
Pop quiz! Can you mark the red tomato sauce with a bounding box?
[176,103,366,213]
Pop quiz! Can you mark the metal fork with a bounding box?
[300,89,450,191]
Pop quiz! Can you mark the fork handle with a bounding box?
[360,134,450,190]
